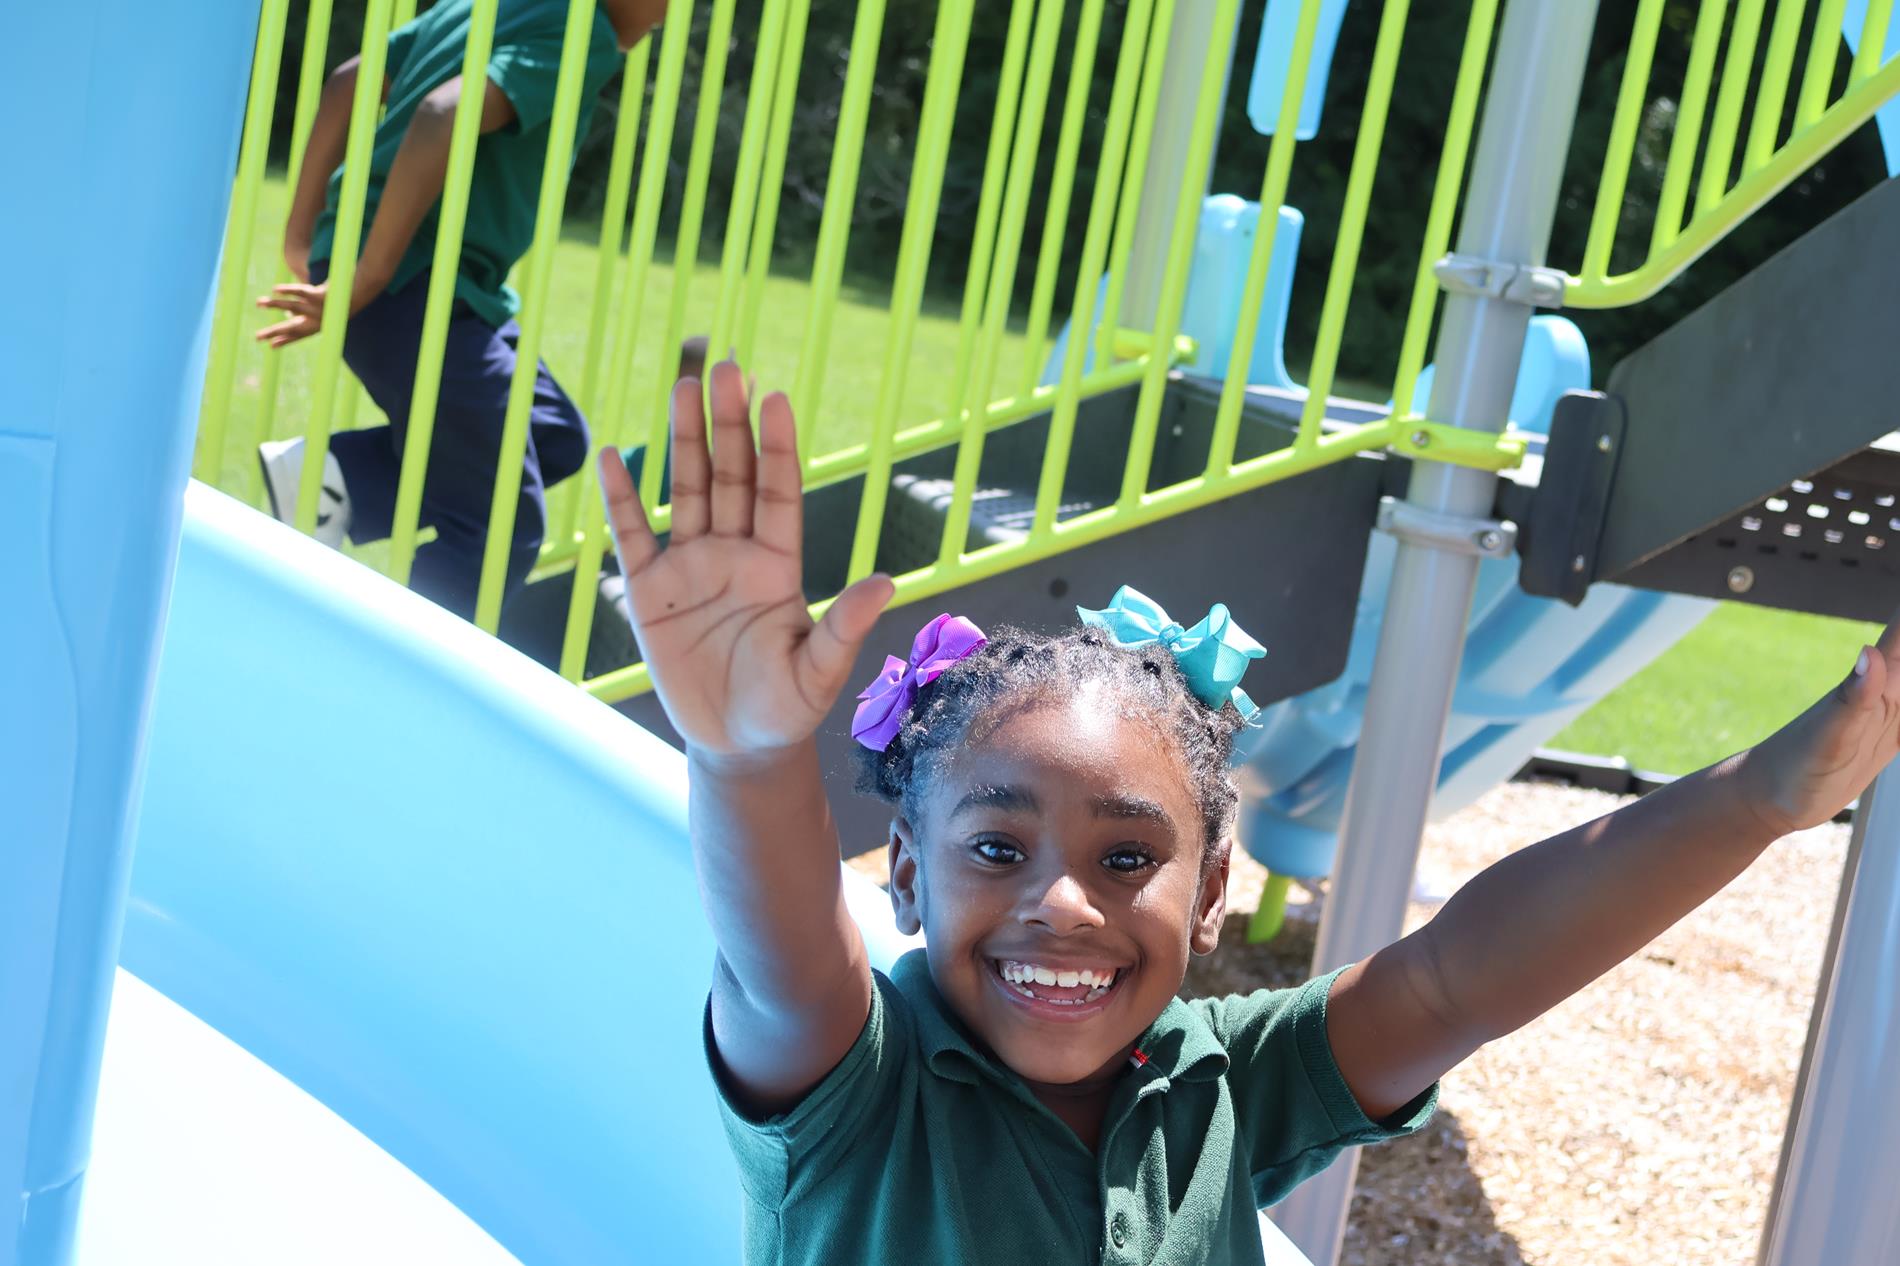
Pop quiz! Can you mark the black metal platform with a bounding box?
[1520,174,1900,624]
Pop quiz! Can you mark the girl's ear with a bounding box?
[889,817,923,936]
[1189,837,1231,956]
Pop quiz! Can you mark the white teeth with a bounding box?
[996,961,1122,995]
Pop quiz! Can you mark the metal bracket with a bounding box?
[1390,419,1530,471]
[1516,391,1628,606]
[1376,495,1517,559]
[1434,252,1568,308]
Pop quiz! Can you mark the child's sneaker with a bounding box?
[258,437,351,549]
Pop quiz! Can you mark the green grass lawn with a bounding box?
[1551,602,1884,776]
[198,176,1882,773]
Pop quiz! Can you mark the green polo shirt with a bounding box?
[308,0,622,329]
[707,951,1437,1265]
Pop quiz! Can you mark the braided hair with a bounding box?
[855,624,1248,858]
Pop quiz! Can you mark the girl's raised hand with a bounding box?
[1741,612,1900,835]
[599,361,894,758]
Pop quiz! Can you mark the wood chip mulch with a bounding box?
[847,780,1852,1265]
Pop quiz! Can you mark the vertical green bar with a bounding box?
[943,0,1034,446]
[549,41,652,554]
[937,0,1067,565]
[790,0,890,446]
[1388,0,1497,418]
[1697,0,1767,215]
[196,0,291,485]
[1293,0,1410,441]
[1098,0,1175,371]
[579,45,653,421]
[707,0,789,362]
[1118,0,1239,508]
[1016,0,1108,401]
[1743,0,1811,173]
[641,0,738,451]
[1207,0,1320,474]
[1581,0,1666,282]
[737,0,813,367]
[1649,0,1728,254]
[386,0,501,584]
[563,2,695,681]
[599,3,690,511]
[1796,0,1851,129]
[249,0,336,497]
[1032,0,1154,536]
[294,0,395,535]
[472,0,605,632]
[845,0,975,584]
[1851,0,1894,83]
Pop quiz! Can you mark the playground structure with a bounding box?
[7,0,1900,1264]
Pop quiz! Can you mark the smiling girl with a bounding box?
[599,361,1900,1265]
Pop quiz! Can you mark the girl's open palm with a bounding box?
[598,362,893,757]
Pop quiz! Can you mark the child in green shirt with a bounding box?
[600,361,1900,1264]
[253,0,662,620]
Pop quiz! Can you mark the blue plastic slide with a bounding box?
[101,484,922,1262]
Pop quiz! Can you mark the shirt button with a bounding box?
[1111,1213,1127,1248]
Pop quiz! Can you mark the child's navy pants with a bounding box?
[315,264,589,621]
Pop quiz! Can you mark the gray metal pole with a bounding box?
[1116,0,1244,329]
[1268,3,1602,1263]
[1757,771,1900,1265]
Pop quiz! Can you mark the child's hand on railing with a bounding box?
[599,360,894,759]
[1739,613,1900,836]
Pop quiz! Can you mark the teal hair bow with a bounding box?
[1076,586,1267,721]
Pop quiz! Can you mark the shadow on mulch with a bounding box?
[1185,911,1530,1266]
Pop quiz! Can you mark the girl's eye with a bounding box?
[972,838,1024,866]
[1104,846,1156,875]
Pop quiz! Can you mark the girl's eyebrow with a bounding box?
[1091,794,1175,838]
[951,783,1039,819]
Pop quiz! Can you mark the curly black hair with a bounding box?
[855,623,1249,857]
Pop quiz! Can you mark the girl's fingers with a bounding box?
[598,446,661,578]
[800,573,896,699]
[707,360,756,538]
[753,391,803,560]
[668,376,711,541]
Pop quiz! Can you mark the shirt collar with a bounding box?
[889,951,1230,1089]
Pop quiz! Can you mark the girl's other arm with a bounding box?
[601,365,893,1114]
[284,56,391,281]
[1326,618,1900,1120]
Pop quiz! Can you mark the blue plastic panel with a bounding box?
[1248,0,1351,140]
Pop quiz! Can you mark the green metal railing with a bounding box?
[194,0,1899,706]
[1570,0,1900,307]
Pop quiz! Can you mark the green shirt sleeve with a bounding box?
[1192,967,1438,1208]
[703,971,915,1211]
[485,28,570,133]
[384,16,421,83]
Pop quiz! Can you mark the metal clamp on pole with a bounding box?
[1376,495,1517,559]
[1434,252,1568,308]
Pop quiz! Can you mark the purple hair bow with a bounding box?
[851,613,988,751]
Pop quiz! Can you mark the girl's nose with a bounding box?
[1022,871,1106,935]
